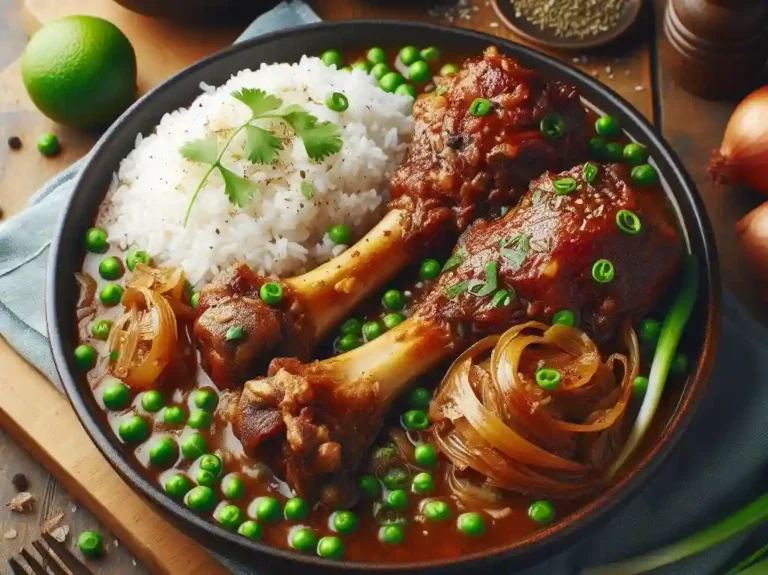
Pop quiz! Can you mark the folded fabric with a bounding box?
[1,2,767,573]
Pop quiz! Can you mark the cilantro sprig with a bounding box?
[180,88,343,225]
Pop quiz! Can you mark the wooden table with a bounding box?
[0,0,760,572]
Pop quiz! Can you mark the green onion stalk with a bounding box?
[585,256,768,574]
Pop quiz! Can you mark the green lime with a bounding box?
[22,16,137,129]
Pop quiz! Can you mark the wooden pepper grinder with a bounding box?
[664,0,768,100]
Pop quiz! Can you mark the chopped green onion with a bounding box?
[592,259,615,283]
[616,209,642,234]
[325,92,349,112]
[540,114,565,140]
[259,282,283,305]
[446,281,468,299]
[583,162,598,184]
[535,368,561,390]
[553,177,578,195]
[442,248,466,272]
[491,288,514,308]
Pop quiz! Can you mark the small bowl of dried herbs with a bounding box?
[491,0,643,50]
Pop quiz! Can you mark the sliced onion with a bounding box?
[129,263,186,300]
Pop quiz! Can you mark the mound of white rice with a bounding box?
[98,56,414,285]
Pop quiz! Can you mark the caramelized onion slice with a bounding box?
[129,263,186,300]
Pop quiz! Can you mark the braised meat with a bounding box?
[232,162,682,505]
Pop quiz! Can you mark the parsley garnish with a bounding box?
[300,181,315,200]
[180,88,343,225]
[500,233,532,272]
[442,247,466,273]
[466,261,499,297]
[446,281,469,299]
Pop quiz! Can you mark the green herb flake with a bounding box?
[232,88,283,117]
[446,281,468,299]
[219,166,258,208]
[244,125,283,164]
[225,325,245,342]
[491,289,514,308]
[466,261,499,297]
[442,248,466,273]
[282,110,343,162]
[180,135,219,165]
[500,233,532,272]
[300,181,315,200]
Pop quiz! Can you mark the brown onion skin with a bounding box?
[737,202,768,288]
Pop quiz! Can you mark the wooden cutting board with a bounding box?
[0,1,655,573]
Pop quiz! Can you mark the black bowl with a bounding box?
[47,21,721,574]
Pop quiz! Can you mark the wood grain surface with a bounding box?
[0,0,747,573]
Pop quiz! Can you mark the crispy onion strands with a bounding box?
[431,321,639,500]
[108,286,177,389]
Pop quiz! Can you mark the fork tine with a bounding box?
[41,534,94,575]
[31,541,67,575]
[7,557,28,575]
[18,549,47,575]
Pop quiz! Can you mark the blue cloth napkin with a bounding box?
[2,3,767,573]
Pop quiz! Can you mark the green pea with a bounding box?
[414,443,437,467]
[383,312,405,330]
[186,485,217,512]
[163,405,186,425]
[328,224,352,245]
[192,388,218,412]
[379,72,405,93]
[407,387,431,410]
[381,466,409,490]
[188,410,212,430]
[412,472,435,494]
[671,352,689,376]
[528,500,555,524]
[37,133,61,157]
[196,469,217,487]
[337,333,361,353]
[419,258,441,280]
[74,344,97,371]
[102,382,130,410]
[321,49,343,68]
[408,60,431,83]
[77,530,102,558]
[623,142,649,165]
[199,454,222,476]
[238,520,263,540]
[633,375,649,399]
[85,227,108,253]
[181,433,208,460]
[332,510,358,534]
[325,92,349,113]
[317,536,344,560]
[420,47,440,62]
[395,83,418,99]
[99,284,124,306]
[595,115,620,138]
[587,136,607,159]
[222,474,246,500]
[359,475,381,498]
[141,390,164,413]
[552,309,576,327]
[457,512,486,536]
[399,46,420,66]
[98,256,124,280]
[379,524,405,544]
[631,164,659,187]
[254,496,282,523]
[362,321,383,342]
[165,473,193,498]
[387,489,408,510]
[423,500,451,521]
[382,289,405,311]
[149,437,178,466]
[291,527,318,553]
[367,47,387,65]
[439,63,459,76]
[284,497,309,520]
[469,98,492,117]
[638,319,660,346]
[352,60,371,72]
[190,292,200,309]
[259,282,283,305]
[605,142,624,162]
[118,415,149,444]
[370,62,390,81]
[341,318,363,336]
[91,319,113,340]
[403,409,429,431]
[218,504,244,529]
[126,249,151,271]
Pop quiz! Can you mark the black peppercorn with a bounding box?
[7,136,22,150]
[11,473,29,492]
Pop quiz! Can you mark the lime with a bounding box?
[21,16,137,129]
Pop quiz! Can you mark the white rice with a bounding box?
[98,56,414,285]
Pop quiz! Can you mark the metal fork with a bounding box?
[7,533,94,575]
